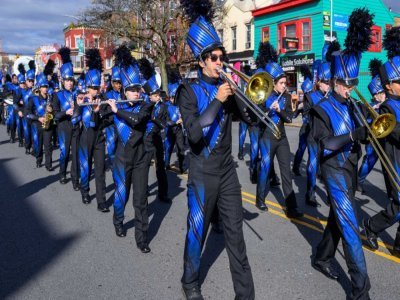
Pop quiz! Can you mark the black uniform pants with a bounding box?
[165,126,185,169]
[33,122,53,168]
[145,133,168,198]
[79,127,106,205]
[182,159,255,299]
[257,133,298,209]
[315,166,370,300]
[113,141,149,246]
[58,121,80,183]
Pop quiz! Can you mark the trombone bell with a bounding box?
[371,113,397,139]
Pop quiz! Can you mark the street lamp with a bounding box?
[63,14,86,70]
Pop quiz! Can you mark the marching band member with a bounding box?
[178,1,255,298]
[310,9,373,299]
[26,59,56,171]
[363,26,400,256]
[12,64,26,146]
[139,58,170,203]
[77,49,108,212]
[104,45,152,251]
[165,67,186,174]
[52,47,80,190]
[255,42,302,217]
[104,64,121,168]
[357,59,386,194]
[304,42,338,207]
[21,60,35,154]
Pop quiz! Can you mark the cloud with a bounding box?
[0,0,92,54]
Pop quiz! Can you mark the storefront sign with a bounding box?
[333,14,349,31]
[283,37,299,51]
[280,53,315,69]
[323,11,331,29]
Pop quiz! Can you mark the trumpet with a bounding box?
[347,88,400,192]
[217,62,281,139]
[78,99,144,106]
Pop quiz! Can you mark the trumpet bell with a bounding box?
[245,71,274,105]
[371,113,397,139]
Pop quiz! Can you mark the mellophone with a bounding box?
[78,99,144,106]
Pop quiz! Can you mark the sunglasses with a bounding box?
[209,54,225,62]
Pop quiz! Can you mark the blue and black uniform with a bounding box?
[144,100,168,201]
[256,90,301,214]
[77,97,107,207]
[12,86,25,146]
[177,73,255,298]
[357,100,380,191]
[108,99,151,244]
[311,91,370,298]
[164,101,185,172]
[238,120,248,159]
[26,93,54,169]
[304,90,327,205]
[364,93,400,246]
[53,89,81,185]
[104,89,120,165]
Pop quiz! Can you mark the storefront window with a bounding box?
[278,18,311,53]
[262,27,270,42]
[369,25,382,52]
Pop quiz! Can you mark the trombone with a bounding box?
[348,87,400,192]
[218,62,281,139]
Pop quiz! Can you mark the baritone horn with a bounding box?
[349,87,400,192]
[218,62,281,139]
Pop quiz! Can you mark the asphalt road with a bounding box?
[0,121,398,300]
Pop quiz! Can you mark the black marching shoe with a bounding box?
[46,166,53,172]
[59,176,68,184]
[357,183,365,194]
[312,260,339,280]
[158,195,172,204]
[72,182,80,191]
[250,168,257,184]
[182,286,204,300]
[115,225,126,238]
[138,243,151,253]
[363,219,379,250]
[238,152,244,160]
[97,203,110,213]
[305,196,321,207]
[269,176,281,187]
[255,200,268,211]
[286,208,304,219]
[25,148,31,155]
[393,232,400,257]
[36,162,42,168]
[292,167,301,176]
[82,194,90,205]
[10,137,15,143]
[18,141,23,147]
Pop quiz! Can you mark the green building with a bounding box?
[252,0,396,99]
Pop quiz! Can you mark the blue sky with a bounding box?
[0,0,92,54]
[0,0,399,55]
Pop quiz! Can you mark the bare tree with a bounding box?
[81,0,225,89]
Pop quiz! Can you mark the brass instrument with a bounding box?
[348,87,400,192]
[78,99,144,106]
[218,62,281,139]
[42,99,53,130]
